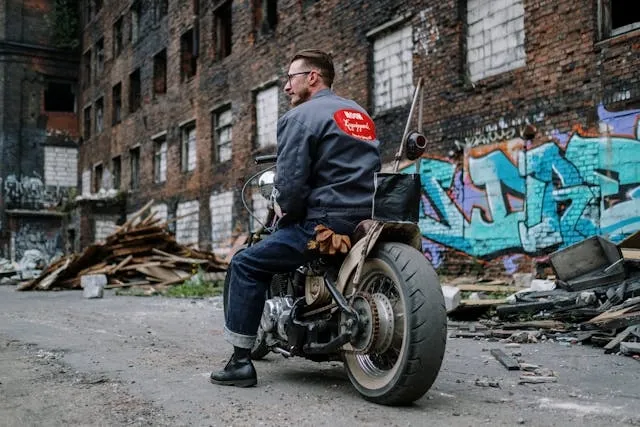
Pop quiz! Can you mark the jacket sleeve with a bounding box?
[274,114,315,219]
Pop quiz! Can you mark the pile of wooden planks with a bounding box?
[17,201,228,292]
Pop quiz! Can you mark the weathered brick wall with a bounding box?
[77,0,640,275]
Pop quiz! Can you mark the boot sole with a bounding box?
[210,377,257,388]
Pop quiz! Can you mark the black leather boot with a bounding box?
[210,347,257,387]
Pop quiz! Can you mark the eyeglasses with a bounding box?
[284,71,312,85]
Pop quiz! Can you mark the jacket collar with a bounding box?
[311,88,333,99]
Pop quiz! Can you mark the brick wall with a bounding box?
[44,146,78,187]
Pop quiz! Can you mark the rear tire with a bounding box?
[343,242,447,406]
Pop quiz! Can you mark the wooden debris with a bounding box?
[518,375,557,384]
[18,202,228,293]
[604,325,640,354]
[490,348,520,370]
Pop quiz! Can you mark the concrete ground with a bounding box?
[0,286,638,427]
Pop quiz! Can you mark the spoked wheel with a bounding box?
[343,242,447,406]
[222,259,270,360]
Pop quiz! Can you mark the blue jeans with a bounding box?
[224,217,359,349]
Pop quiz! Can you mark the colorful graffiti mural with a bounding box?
[405,104,640,267]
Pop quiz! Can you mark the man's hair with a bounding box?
[290,49,335,87]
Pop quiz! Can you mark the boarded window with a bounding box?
[95,97,104,133]
[153,49,167,94]
[82,169,91,195]
[467,0,526,82]
[112,83,122,125]
[181,28,198,81]
[213,107,232,163]
[130,147,140,190]
[44,146,78,188]
[250,190,270,231]
[373,26,414,112]
[176,200,200,247]
[209,191,234,255]
[83,105,92,140]
[113,17,123,56]
[214,1,232,60]
[129,68,141,113]
[130,1,141,43]
[181,121,197,172]
[255,86,278,148]
[112,156,121,190]
[153,135,167,183]
[44,82,75,112]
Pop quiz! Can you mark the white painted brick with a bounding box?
[209,191,234,255]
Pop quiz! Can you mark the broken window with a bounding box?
[214,1,232,60]
[130,1,141,44]
[153,135,167,183]
[95,97,104,133]
[95,38,104,76]
[112,156,121,190]
[254,0,277,35]
[129,69,141,113]
[180,28,198,81]
[93,163,103,193]
[83,49,91,88]
[83,105,92,140]
[153,49,167,95]
[112,83,122,125]
[213,106,232,163]
[113,17,123,57]
[181,121,197,172]
[44,82,75,112]
[130,147,140,190]
[599,0,640,38]
[255,86,278,148]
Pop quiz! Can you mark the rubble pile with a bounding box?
[17,201,228,293]
[445,233,640,359]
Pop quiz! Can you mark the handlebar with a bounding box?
[254,154,277,165]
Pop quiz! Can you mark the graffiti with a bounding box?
[453,112,545,151]
[14,223,63,263]
[406,104,640,260]
[3,173,74,210]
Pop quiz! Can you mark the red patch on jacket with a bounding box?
[333,109,376,141]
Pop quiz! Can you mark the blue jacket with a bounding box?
[274,89,381,222]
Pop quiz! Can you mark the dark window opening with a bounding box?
[130,1,141,43]
[129,69,141,113]
[83,50,91,87]
[214,1,232,60]
[83,106,92,140]
[254,0,277,34]
[84,0,93,24]
[153,49,167,94]
[93,163,103,193]
[44,82,75,112]
[192,0,199,15]
[95,0,103,14]
[612,0,639,30]
[180,28,198,81]
[130,147,140,190]
[154,0,168,21]
[113,17,123,56]
[112,83,122,125]
[95,38,104,75]
[112,156,121,190]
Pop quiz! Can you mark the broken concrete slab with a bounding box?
[442,285,461,313]
[490,348,520,370]
[620,342,640,356]
[518,376,558,384]
[81,274,107,299]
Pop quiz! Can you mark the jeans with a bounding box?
[224,216,360,349]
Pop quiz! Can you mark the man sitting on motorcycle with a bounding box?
[211,49,382,387]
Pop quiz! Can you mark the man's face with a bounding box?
[284,59,312,106]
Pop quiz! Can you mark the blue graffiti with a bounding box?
[407,104,640,258]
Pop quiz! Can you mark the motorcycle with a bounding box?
[223,78,447,405]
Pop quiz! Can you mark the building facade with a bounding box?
[77,0,640,275]
[0,0,80,263]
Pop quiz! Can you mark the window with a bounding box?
[153,135,167,183]
[213,107,232,162]
[255,86,278,148]
[95,0,103,14]
[180,28,198,81]
[129,69,141,113]
[130,1,141,44]
[599,0,640,38]
[176,200,200,247]
[214,1,232,60]
[153,0,168,22]
[93,163,103,193]
[130,147,140,190]
[112,83,122,125]
[84,0,93,24]
[181,121,197,172]
[83,50,91,87]
[82,169,91,195]
[372,26,414,112]
[95,38,104,76]
[250,190,270,231]
[153,49,167,95]
[113,17,123,57]
[254,0,277,34]
[209,191,234,255]
[467,0,525,82]
[112,156,121,190]
[44,82,75,112]
[95,97,104,133]
[83,105,92,140]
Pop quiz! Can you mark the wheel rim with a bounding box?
[344,258,407,391]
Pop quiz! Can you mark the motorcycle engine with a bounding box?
[260,296,294,342]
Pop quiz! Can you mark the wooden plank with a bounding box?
[501,320,566,330]
[454,284,519,293]
[117,200,155,232]
[155,276,189,287]
[109,255,133,275]
[151,248,208,264]
[460,299,508,306]
[604,325,640,354]
[621,248,640,260]
[112,246,156,257]
[620,342,640,356]
[490,348,520,370]
[136,265,181,281]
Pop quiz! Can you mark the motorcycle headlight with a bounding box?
[258,170,275,199]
